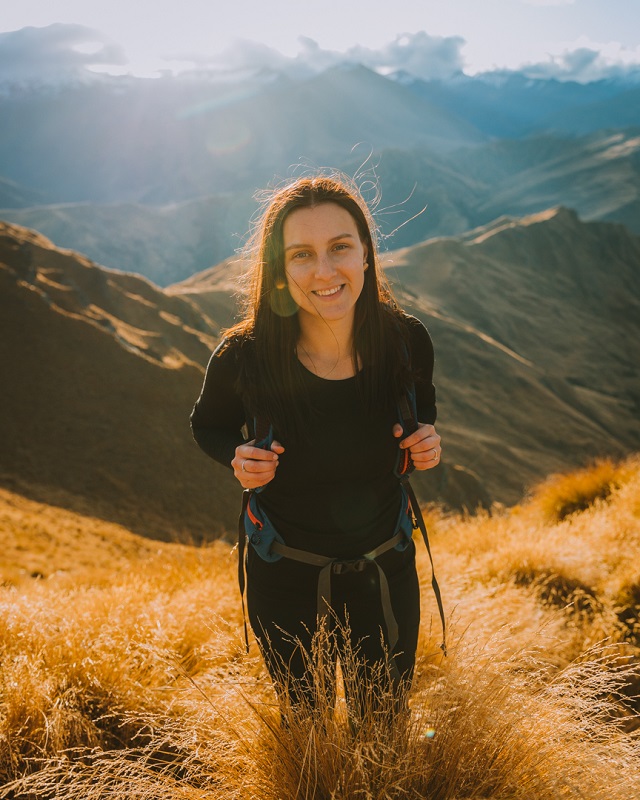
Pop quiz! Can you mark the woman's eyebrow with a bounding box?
[284,233,355,252]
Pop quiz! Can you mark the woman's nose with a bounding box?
[314,253,336,279]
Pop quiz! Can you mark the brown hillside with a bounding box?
[0,221,238,541]
[166,255,247,330]
[385,207,640,502]
[2,208,638,540]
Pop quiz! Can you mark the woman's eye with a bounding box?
[333,243,349,251]
[291,251,310,260]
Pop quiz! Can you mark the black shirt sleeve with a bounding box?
[190,339,247,470]
[405,315,437,425]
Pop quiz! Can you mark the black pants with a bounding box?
[246,541,420,719]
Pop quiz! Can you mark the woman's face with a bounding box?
[282,202,368,332]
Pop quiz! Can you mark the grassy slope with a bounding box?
[1,456,639,798]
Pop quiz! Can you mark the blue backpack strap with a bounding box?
[237,415,279,653]
[394,383,418,478]
[252,416,274,493]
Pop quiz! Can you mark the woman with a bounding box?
[190,174,442,719]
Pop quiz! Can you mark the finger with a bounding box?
[407,436,441,454]
[247,460,279,474]
[412,450,441,464]
[399,424,437,449]
[234,464,277,487]
[242,445,280,462]
[237,458,278,476]
[412,448,442,470]
[270,440,285,454]
[392,424,404,438]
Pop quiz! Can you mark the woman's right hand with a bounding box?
[231,439,285,489]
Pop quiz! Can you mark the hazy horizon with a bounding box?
[1,0,640,83]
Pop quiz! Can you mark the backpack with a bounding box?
[237,382,447,662]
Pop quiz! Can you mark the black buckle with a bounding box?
[332,558,368,575]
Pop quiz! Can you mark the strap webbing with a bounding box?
[238,489,251,653]
[272,533,405,681]
[402,476,447,656]
[272,533,403,644]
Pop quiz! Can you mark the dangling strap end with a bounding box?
[242,601,250,654]
[238,489,252,654]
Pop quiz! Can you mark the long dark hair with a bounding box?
[224,174,412,440]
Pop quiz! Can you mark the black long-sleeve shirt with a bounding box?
[191,315,436,560]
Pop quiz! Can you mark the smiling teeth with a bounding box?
[314,285,343,297]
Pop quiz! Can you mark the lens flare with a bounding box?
[206,122,252,156]
[270,283,298,317]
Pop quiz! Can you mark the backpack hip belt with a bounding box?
[270,531,405,656]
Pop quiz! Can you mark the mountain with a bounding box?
[346,129,640,248]
[1,61,639,289]
[383,207,640,502]
[0,220,238,541]
[0,175,51,207]
[2,207,639,535]
[0,192,257,286]
[0,65,485,206]
[540,85,640,135]
[456,129,640,235]
[2,128,638,287]
[392,71,640,138]
[166,255,248,330]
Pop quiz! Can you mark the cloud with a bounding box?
[177,31,467,83]
[517,42,640,82]
[0,24,127,85]
[343,32,467,80]
[3,24,638,88]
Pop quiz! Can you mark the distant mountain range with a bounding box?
[1,126,638,287]
[1,62,638,286]
[2,208,638,539]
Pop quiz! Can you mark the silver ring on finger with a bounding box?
[241,459,247,472]
[432,448,439,460]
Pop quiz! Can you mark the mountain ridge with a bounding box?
[2,128,638,287]
[2,208,638,538]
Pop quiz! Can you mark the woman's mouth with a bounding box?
[312,285,344,297]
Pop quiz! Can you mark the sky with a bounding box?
[1,0,640,82]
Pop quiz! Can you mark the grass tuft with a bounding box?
[2,455,640,798]
[529,458,631,522]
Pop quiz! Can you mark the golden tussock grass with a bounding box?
[1,456,640,798]
[527,457,635,523]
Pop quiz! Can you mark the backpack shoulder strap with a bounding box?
[395,340,447,655]
[396,383,418,477]
[238,414,275,653]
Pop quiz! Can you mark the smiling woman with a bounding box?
[190,173,443,725]
[284,203,368,375]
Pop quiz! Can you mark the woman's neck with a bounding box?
[296,317,357,379]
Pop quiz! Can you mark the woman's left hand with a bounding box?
[392,422,442,471]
